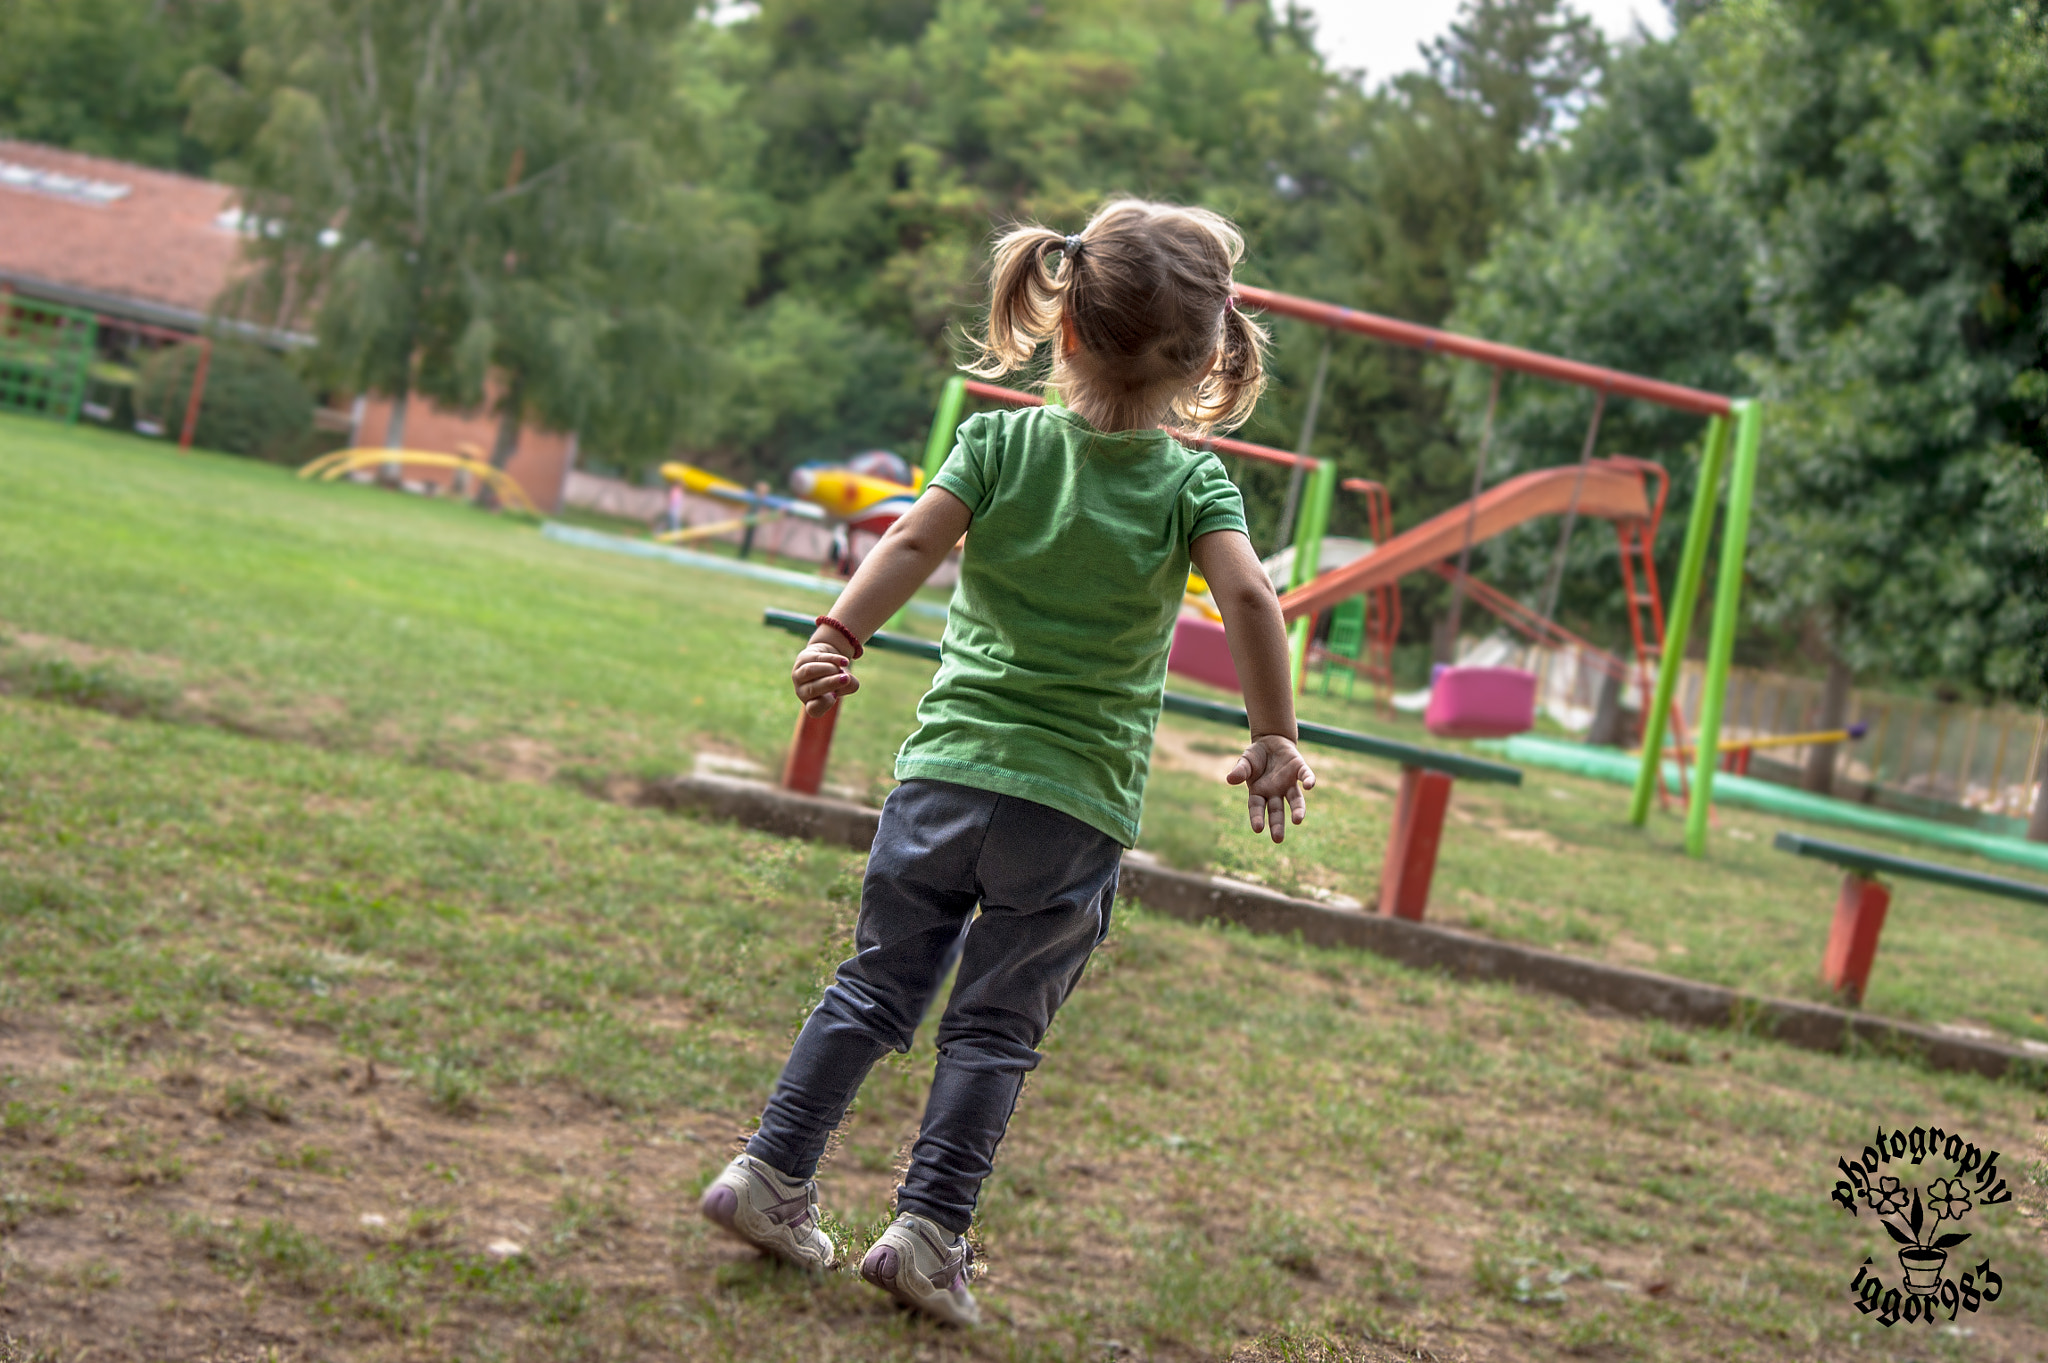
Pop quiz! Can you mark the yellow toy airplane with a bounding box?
[660,452,923,536]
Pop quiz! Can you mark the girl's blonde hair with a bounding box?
[968,199,1268,433]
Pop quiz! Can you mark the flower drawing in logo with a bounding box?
[1865,1175,1910,1216]
[1926,1178,1972,1222]
[1877,1186,1970,1294]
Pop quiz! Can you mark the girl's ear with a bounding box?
[1060,311,1079,358]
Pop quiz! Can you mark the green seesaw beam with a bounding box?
[761,609,1520,786]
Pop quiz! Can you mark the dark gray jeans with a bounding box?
[746,779,1121,1235]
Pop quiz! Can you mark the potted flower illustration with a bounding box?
[1874,1178,1971,1294]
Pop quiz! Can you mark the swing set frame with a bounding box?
[1233,284,1764,860]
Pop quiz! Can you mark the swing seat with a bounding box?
[1425,665,1537,738]
[1168,614,1240,692]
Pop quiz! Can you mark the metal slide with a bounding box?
[1275,459,1655,622]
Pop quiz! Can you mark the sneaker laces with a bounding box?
[751,1159,820,1232]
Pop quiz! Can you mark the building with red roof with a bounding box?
[0,140,575,510]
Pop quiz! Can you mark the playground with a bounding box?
[0,416,2044,1360]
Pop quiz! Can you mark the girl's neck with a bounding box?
[1063,391,1172,435]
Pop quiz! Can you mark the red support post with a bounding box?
[1821,872,1891,1005]
[1378,766,1454,921]
[781,701,840,795]
[178,338,212,452]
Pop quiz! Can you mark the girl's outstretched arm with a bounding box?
[793,486,974,717]
[1188,529,1316,842]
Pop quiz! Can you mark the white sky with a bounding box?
[1295,1,1674,86]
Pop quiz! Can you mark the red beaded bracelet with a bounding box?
[813,614,865,659]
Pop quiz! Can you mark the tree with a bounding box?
[1691,0,2048,705]
[1447,0,2048,731]
[457,3,752,477]
[686,0,1348,490]
[185,0,742,470]
[1237,0,1609,647]
[187,0,522,447]
[0,0,244,174]
[1442,23,1757,648]
[686,0,1611,568]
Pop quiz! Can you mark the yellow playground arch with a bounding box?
[298,448,541,517]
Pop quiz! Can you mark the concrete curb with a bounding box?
[648,775,2044,1086]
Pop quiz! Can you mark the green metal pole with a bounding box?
[1286,458,1336,689]
[1628,414,1731,825]
[1683,399,1763,857]
[921,374,968,486]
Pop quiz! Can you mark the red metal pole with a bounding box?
[1378,767,1454,921]
[1821,872,1890,1005]
[1233,285,1735,418]
[178,338,212,452]
[781,701,840,795]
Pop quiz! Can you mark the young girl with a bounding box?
[700,199,1316,1326]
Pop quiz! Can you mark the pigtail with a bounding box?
[1178,297,1269,433]
[967,225,1073,378]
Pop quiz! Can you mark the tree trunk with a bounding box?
[1587,670,1624,747]
[475,378,523,509]
[1804,652,1854,795]
[488,378,523,469]
[379,387,408,486]
[2029,741,2048,844]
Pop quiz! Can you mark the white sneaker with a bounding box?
[858,1211,981,1326]
[698,1153,836,1270]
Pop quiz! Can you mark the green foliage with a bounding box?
[1692,0,2048,699]
[688,0,1608,550]
[1446,32,1758,642]
[0,0,243,173]
[135,341,313,463]
[1454,1,2048,699]
[184,0,746,467]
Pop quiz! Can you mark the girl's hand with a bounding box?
[792,642,859,717]
[1226,735,1316,842]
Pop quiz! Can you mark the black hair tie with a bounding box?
[1062,234,1084,260]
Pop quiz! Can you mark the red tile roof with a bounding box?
[0,140,254,329]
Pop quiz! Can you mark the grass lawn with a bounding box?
[0,415,2044,1361]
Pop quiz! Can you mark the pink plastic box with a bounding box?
[1168,615,1240,692]
[1424,665,1537,739]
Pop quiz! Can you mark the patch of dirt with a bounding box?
[692,746,768,780]
[1606,933,1660,965]
[0,1017,750,1362]
[477,735,561,783]
[0,627,185,682]
[1151,726,1244,782]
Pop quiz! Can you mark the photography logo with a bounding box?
[1831,1125,2011,1328]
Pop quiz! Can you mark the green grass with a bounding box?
[1139,704,2048,1041]
[0,415,2044,1361]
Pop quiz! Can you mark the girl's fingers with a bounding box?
[1267,794,1287,842]
[794,670,856,704]
[795,655,850,681]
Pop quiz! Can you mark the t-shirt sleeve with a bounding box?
[930,410,999,516]
[1183,452,1248,544]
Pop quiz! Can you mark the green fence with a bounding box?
[0,297,97,423]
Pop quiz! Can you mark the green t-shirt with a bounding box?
[896,404,1248,845]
